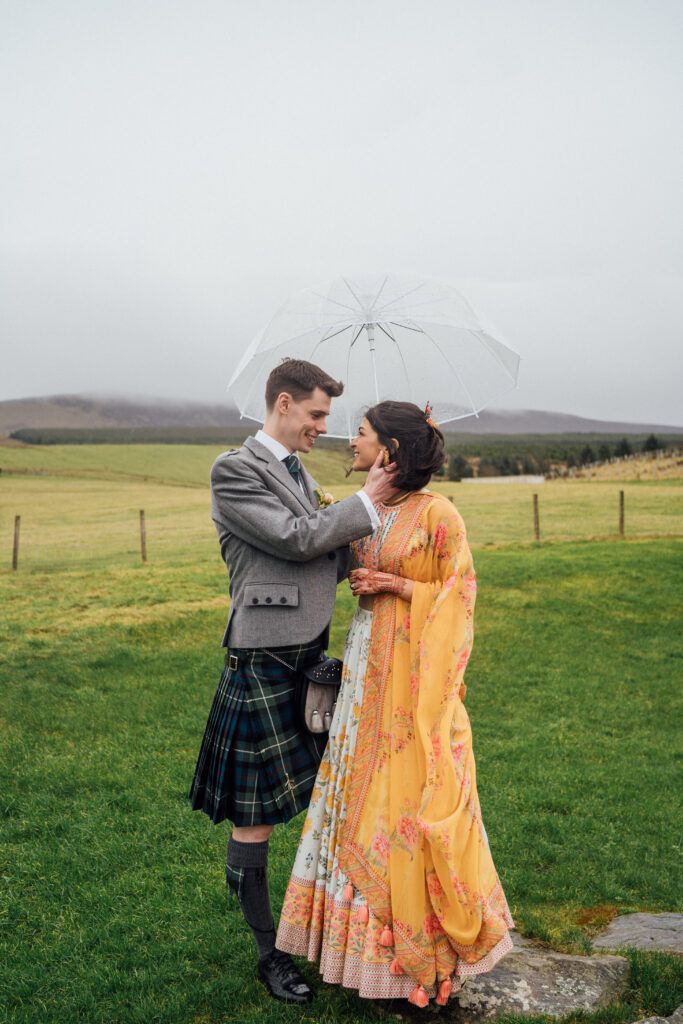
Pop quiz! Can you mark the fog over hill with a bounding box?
[0,394,681,437]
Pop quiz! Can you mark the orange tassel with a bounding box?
[379,925,394,947]
[343,882,354,901]
[436,978,452,1005]
[357,904,369,924]
[389,958,403,975]
[408,984,429,1008]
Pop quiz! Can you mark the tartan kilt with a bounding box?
[189,638,327,827]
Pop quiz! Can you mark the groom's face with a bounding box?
[278,386,331,454]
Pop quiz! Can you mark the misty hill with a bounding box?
[0,393,681,437]
[439,408,683,435]
[0,394,245,434]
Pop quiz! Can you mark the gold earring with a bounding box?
[382,449,390,467]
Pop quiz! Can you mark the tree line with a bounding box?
[7,427,681,482]
[445,434,677,480]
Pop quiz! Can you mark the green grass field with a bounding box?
[1,445,681,1023]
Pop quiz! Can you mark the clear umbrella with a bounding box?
[228,273,520,438]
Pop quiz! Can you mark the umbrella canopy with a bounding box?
[228,273,520,438]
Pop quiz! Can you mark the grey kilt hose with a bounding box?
[189,637,327,827]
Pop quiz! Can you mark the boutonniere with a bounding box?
[314,487,334,508]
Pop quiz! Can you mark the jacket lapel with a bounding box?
[244,436,313,512]
[300,464,320,509]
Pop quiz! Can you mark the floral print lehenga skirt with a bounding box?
[276,607,513,1000]
[277,607,424,998]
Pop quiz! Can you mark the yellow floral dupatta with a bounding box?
[338,491,513,990]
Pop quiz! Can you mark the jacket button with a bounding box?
[252,597,259,604]
[265,597,272,604]
[280,597,287,604]
[327,552,336,560]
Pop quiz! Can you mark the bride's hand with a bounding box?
[349,568,413,600]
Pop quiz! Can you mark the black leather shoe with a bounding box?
[257,949,313,1003]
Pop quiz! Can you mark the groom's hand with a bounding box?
[362,451,399,505]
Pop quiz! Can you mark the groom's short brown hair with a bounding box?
[265,358,344,409]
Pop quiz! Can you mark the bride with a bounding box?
[276,400,514,1007]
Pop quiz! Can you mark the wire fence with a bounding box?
[3,479,681,574]
[4,510,219,572]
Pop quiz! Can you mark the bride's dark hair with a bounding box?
[365,400,445,491]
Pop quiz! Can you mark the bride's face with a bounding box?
[349,417,383,472]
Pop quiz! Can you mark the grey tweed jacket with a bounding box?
[211,435,374,649]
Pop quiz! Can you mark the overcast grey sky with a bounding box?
[2,0,682,425]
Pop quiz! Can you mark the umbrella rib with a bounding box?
[371,281,429,316]
[470,329,520,383]
[236,351,271,419]
[314,323,355,345]
[417,324,481,416]
[251,320,354,355]
[368,275,389,311]
[342,277,366,311]
[377,291,480,321]
[342,275,392,323]
[376,323,415,402]
[377,322,397,342]
[387,319,425,334]
[308,290,360,315]
[401,320,518,387]
[378,295,453,317]
[349,325,365,347]
[308,324,355,362]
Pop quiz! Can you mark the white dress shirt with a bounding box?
[254,429,380,528]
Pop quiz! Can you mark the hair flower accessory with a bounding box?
[424,402,439,429]
[314,488,334,508]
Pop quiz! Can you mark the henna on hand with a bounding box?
[349,568,412,600]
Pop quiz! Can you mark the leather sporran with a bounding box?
[295,657,343,735]
[263,649,343,736]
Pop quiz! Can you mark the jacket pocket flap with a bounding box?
[244,583,299,608]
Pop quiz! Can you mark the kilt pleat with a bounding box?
[189,640,326,827]
[190,663,243,822]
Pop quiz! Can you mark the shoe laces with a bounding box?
[268,950,309,992]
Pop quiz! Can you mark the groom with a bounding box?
[189,358,397,1003]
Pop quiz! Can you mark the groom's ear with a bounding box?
[276,391,292,415]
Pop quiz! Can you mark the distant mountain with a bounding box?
[0,394,245,434]
[0,393,681,437]
[442,408,683,435]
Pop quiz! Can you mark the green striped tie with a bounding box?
[283,454,300,484]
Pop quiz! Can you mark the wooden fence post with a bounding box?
[533,493,540,541]
[139,509,147,563]
[619,490,625,536]
[12,515,20,570]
